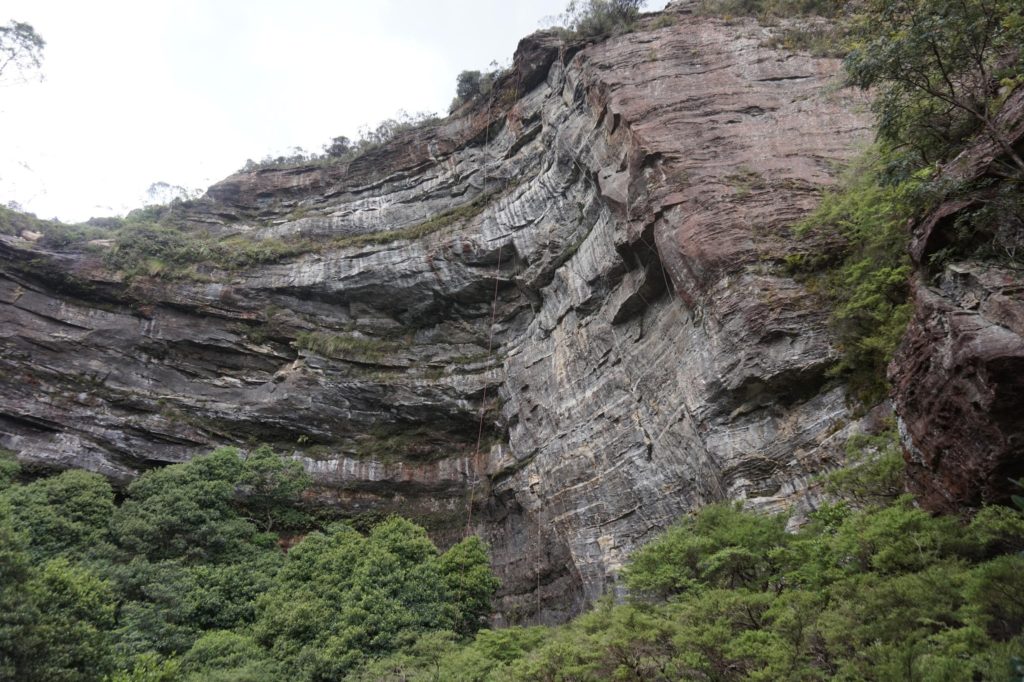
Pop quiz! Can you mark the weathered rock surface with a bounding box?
[891,88,1024,513]
[0,4,875,622]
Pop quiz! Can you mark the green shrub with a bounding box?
[2,469,116,561]
[0,449,19,491]
[4,450,1024,681]
[105,223,211,276]
[825,426,905,507]
[248,111,441,172]
[928,180,1024,270]
[253,517,497,676]
[449,68,501,111]
[790,149,924,404]
[624,502,787,597]
[0,205,110,248]
[502,501,1024,681]
[25,558,118,680]
[562,0,646,37]
[293,332,403,362]
[106,653,181,682]
[330,189,497,251]
[456,69,483,101]
[100,190,495,280]
[34,222,109,249]
[180,631,280,680]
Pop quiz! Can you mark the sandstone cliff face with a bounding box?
[891,89,1024,513]
[0,5,874,622]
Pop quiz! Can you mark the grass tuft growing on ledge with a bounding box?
[330,189,497,250]
[3,186,500,283]
[293,332,406,362]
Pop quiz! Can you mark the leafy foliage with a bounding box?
[103,221,311,278]
[27,558,118,681]
[780,0,1024,404]
[0,447,499,680]
[824,425,905,507]
[0,449,18,491]
[0,499,117,681]
[98,185,498,279]
[325,436,1024,680]
[244,110,441,171]
[789,150,924,403]
[450,67,503,111]
[111,447,263,563]
[845,0,1024,172]
[237,445,311,531]
[694,0,842,17]
[456,69,485,101]
[293,332,404,362]
[0,444,1019,675]
[3,468,116,561]
[693,0,851,56]
[179,631,281,681]
[1,177,496,284]
[251,518,499,678]
[927,177,1024,268]
[0,204,107,245]
[342,490,1024,681]
[624,503,787,598]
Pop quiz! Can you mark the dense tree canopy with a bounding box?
[0,448,499,680]
[337,502,1024,681]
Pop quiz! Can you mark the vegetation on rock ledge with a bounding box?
[784,0,1023,404]
[787,149,920,404]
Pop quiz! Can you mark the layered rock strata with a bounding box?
[0,4,873,621]
[891,88,1024,513]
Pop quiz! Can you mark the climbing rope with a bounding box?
[463,67,523,536]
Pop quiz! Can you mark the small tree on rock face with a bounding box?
[450,65,502,111]
[0,21,44,82]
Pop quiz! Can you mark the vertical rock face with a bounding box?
[477,11,873,620]
[890,90,1024,513]
[0,6,874,622]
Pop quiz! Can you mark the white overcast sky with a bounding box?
[1,0,662,222]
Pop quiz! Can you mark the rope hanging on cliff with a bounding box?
[463,67,523,536]
[463,89,496,537]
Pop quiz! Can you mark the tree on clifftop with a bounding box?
[845,0,1024,173]
[0,21,44,83]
